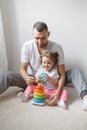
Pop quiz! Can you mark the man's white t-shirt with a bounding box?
[21,39,65,75]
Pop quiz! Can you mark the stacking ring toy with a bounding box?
[32,83,46,106]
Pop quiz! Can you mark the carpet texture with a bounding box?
[0,86,87,130]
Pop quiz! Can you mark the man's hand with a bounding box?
[47,93,58,106]
[25,76,36,85]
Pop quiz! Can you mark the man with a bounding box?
[0,21,87,110]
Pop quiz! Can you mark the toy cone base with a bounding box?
[32,100,46,106]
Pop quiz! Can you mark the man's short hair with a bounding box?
[33,21,48,32]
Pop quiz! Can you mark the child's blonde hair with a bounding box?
[40,50,59,67]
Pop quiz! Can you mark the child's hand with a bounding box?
[36,77,40,83]
[45,76,51,82]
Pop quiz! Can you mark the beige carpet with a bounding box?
[0,86,87,130]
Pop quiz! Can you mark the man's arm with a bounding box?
[56,64,66,96]
[20,62,36,85]
[20,62,28,80]
[47,64,66,106]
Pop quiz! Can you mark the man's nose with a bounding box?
[38,38,42,43]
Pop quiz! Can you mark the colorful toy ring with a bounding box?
[33,98,45,103]
[34,92,44,96]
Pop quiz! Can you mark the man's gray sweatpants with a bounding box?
[65,68,87,98]
[0,68,87,99]
[0,71,27,94]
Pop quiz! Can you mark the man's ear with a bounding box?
[48,31,50,37]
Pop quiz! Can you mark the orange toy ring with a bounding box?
[34,92,45,96]
[34,89,44,93]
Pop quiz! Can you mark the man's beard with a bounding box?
[38,42,48,49]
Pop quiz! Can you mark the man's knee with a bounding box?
[70,68,81,76]
[72,68,81,73]
[2,71,14,78]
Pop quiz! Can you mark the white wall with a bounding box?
[0,0,87,80]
